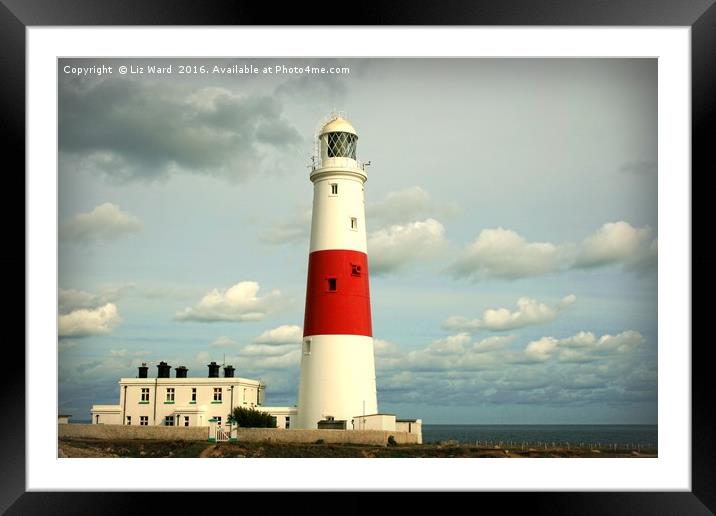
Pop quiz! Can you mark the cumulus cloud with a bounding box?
[575,221,657,270]
[175,281,284,322]
[521,330,646,363]
[368,218,448,274]
[254,325,302,345]
[235,325,302,364]
[451,227,572,280]
[59,303,121,338]
[59,79,301,183]
[443,294,576,332]
[59,288,115,314]
[60,203,142,243]
[375,329,653,408]
[373,339,401,356]
[368,186,458,225]
[451,221,657,280]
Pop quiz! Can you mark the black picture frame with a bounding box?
[4,0,710,513]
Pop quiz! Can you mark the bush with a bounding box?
[315,439,325,445]
[387,435,397,446]
[227,406,276,428]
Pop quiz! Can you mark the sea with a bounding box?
[421,424,657,448]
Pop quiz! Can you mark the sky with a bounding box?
[57,58,658,424]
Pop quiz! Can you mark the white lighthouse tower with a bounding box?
[295,115,378,429]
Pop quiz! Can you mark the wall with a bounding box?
[60,423,208,441]
[396,420,423,444]
[59,424,418,445]
[353,414,396,431]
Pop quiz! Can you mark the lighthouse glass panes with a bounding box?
[326,131,357,159]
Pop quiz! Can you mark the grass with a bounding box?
[59,438,657,458]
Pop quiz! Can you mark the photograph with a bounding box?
[57,57,658,459]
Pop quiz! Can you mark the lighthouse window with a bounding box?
[330,183,338,195]
[303,339,312,355]
[326,131,357,159]
[351,264,362,276]
[328,278,337,291]
[350,217,358,230]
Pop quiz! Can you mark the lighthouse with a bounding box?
[296,115,378,429]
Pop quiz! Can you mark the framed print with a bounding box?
[5,0,711,513]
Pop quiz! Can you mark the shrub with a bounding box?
[387,435,397,446]
[315,439,325,444]
[227,406,276,428]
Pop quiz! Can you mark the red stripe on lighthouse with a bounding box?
[303,249,372,337]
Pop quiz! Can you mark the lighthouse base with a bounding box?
[295,334,378,429]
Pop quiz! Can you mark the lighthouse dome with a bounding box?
[319,116,357,137]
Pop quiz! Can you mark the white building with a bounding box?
[90,361,297,428]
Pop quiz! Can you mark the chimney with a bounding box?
[175,366,188,378]
[138,363,148,378]
[207,361,220,378]
[223,365,235,378]
[157,361,171,378]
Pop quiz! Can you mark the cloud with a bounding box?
[451,221,657,280]
[275,71,348,101]
[368,218,447,274]
[373,339,401,357]
[260,207,312,245]
[59,79,301,183]
[575,221,657,269]
[210,336,238,348]
[254,325,302,345]
[375,329,653,408]
[59,303,121,338]
[368,186,458,225]
[59,288,113,314]
[451,227,572,280]
[60,203,142,243]
[175,281,284,322]
[443,294,576,332]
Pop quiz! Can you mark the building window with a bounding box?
[350,217,358,230]
[285,416,291,429]
[243,388,246,402]
[330,183,338,195]
[184,416,189,427]
[165,388,175,403]
[215,416,222,426]
[126,416,131,426]
[351,263,362,276]
[213,387,222,402]
[327,278,337,291]
[140,388,150,402]
[303,339,311,356]
[191,388,197,402]
[164,416,174,426]
[140,416,148,426]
